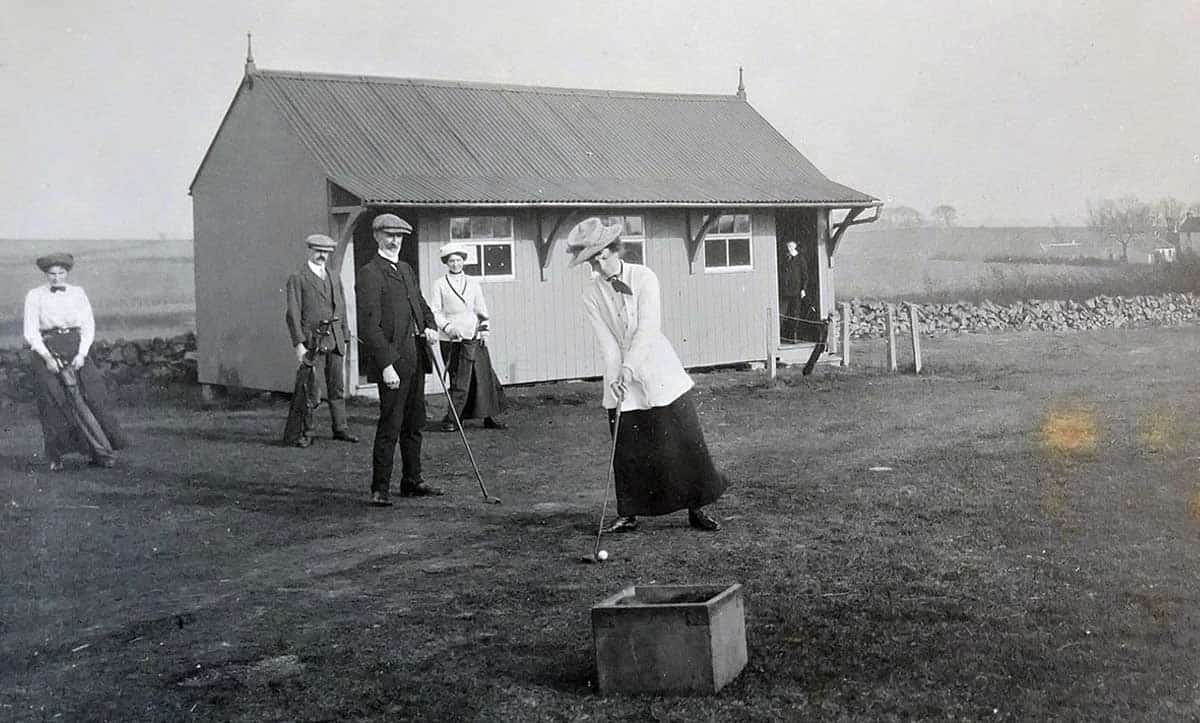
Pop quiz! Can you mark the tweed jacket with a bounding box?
[285,263,349,353]
[582,262,693,411]
[356,253,437,380]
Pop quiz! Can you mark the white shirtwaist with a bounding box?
[23,284,96,358]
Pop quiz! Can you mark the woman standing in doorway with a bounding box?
[429,243,507,432]
[23,253,127,470]
[565,218,728,533]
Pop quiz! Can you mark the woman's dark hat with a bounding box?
[36,252,74,272]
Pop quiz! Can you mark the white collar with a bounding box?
[378,249,400,264]
[307,260,328,278]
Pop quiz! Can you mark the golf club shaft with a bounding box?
[429,341,495,501]
[593,407,621,558]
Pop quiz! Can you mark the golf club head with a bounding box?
[484,495,502,505]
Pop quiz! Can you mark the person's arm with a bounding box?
[406,266,439,343]
[429,278,458,339]
[621,268,662,376]
[23,289,51,360]
[284,275,307,361]
[583,293,622,391]
[355,265,400,374]
[76,289,95,364]
[471,279,491,338]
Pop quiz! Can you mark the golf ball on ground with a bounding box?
[596,550,609,561]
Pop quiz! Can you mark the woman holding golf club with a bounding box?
[429,242,507,433]
[23,252,127,471]
[565,217,728,533]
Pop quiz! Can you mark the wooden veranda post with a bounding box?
[885,303,898,372]
[766,306,777,381]
[840,302,851,367]
[909,304,923,374]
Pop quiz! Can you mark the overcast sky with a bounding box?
[2,0,1197,238]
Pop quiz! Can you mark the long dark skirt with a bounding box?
[32,331,127,461]
[606,390,729,517]
[440,339,506,421]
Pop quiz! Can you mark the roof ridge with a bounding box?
[254,68,741,102]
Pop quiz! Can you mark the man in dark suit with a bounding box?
[356,214,443,506]
[282,233,359,447]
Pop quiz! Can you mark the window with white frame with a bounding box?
[449,216,515,280]
[599,215,646,264]
[703,213,752,271]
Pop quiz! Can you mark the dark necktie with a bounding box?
[50,286,66,293]
[607,275,632,295]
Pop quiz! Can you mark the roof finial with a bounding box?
[245,32,256,74]
[736,66,746,100]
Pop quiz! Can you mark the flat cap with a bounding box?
[372,214,413,234]
[305,234,337,251]
[36,252,75,272]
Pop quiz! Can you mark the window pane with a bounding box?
[717,214,734,234]
[469,217,493,238]
[734,214,751,234]
[600,215,620,228]
[463,244,483,275]
[483,244,513,276]
[705,238,727,267]
[624,216,644,237]
[492,216,512,239]
[450,218,470,239]
[623,241,644,264]
[728,237,751,266]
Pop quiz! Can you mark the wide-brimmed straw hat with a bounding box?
[564,217,623,267]
[36,252,74,272]
[438,242,469,263]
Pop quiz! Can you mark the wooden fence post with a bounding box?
[825,313,837,355]
[885,303,898,372]
[839,302,851,367]
[909,304,923,374]
[766,306,777,381]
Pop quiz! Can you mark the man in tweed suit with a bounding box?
[282,233,359,447]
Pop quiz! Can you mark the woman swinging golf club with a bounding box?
[565,217,729,534]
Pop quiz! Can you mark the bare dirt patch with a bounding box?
[3,326,1200,720]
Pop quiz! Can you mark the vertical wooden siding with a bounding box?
[409,208,777,387]
[191,85,331,392]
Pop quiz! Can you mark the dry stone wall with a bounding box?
[0,332,197,403]
[838,293,1200,339]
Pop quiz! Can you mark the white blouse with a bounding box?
[430,273,490,341]
[23,284,96,357]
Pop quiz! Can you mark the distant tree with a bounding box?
[882,205,924,228]
[930,205,958,227]
[1158,197,1187,253]
[1087,197,1156,263]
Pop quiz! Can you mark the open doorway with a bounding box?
[353,210,420,381]
[775,209,821,343]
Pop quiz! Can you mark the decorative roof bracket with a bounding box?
[536,209,584,281]
[685,211,720,274]
[826,205,880,267]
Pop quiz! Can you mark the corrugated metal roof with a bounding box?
[241,69,878,206]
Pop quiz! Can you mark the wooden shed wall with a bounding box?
[191,83,330,392]
[406,209,778,388]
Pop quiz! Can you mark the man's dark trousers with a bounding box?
[372,367,425,495]
[282,349,348,444]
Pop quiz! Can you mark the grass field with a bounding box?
[3,326,1200,720]
[0,239,194,347]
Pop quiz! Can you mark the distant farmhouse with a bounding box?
[1180,214,1200,255]
[190,53,879,395]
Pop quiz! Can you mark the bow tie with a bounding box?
[606,276,633,295]
[50,286,66,293]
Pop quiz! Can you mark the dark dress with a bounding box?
[33,330,127,462]
[607,390,729,517]
[439,339,506,422]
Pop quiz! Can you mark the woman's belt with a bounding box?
[41,326,80,336]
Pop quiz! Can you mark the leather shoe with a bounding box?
[603,516,638,533]
[688,507,721,532]
[369,492,393,507]
[440,420,458,433]
[400,481,445,497]
[332,431,360,443]
[89,457,116,468]
[48,459,64,472]
[293,435,311,448]
[483,417,507,430]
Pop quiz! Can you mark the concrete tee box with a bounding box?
[591,583,747,694]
